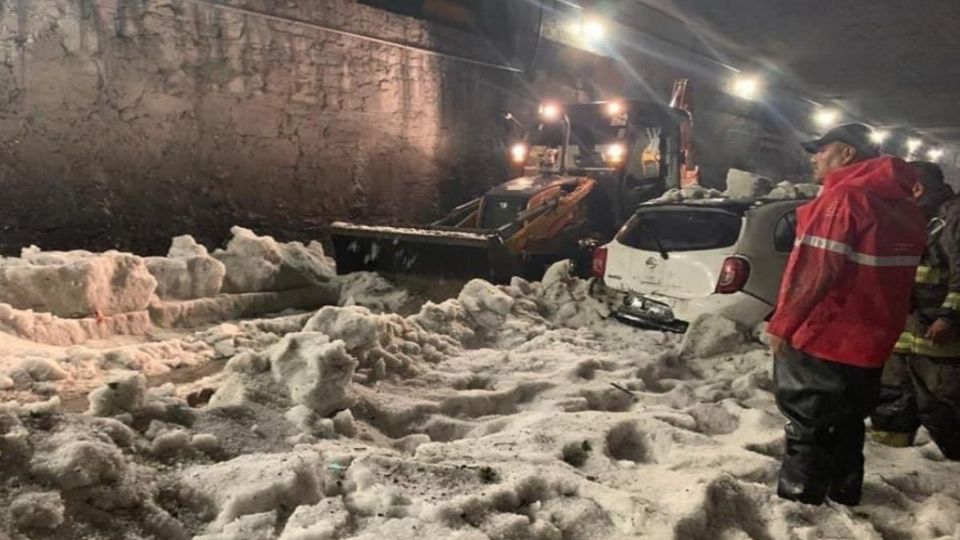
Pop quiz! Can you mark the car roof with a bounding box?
[638,197,808,216]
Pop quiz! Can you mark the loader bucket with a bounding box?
[329,222,522,283]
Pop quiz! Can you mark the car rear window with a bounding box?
[617,208,743,252]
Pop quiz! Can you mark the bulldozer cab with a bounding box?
[518,101,688,224]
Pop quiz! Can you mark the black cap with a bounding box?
[801,123,881,157]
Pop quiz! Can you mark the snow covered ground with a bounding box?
[3,261,960,539]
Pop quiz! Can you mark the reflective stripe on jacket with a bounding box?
[894,197,960,357]
[768,156,927,368]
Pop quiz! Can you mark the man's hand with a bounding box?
[768,334,785,356]
[925,318,958,345]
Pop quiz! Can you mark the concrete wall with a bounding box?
[0,0,524,254]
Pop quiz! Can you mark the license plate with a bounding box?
[621,295,675,322]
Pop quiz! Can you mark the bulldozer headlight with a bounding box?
[604,143,626,163]
[539,103,562,122]
[511,143,528,164]
[606,101,624,116]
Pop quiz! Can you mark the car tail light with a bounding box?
[716,257,750,294]
[592,246,608,278]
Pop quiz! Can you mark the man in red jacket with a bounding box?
[767,123,927,506]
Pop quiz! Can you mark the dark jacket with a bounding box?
[895,196,960,357]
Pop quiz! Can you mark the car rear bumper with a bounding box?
[608,289,774,332]
[613,310,690,333]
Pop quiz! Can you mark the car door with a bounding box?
[738,202,801,305]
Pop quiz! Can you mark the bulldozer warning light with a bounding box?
[511,143,528,164]
[604,143,626,163]
[606,101,624,116]
[540,103,562,122]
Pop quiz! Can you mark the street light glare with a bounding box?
[907,138,923,153]
[928,148,944,162]
[870,130,889,144]
[731,75,762,100]
[813,109,840,128]
[583,19,605,41]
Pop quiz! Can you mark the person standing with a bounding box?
[871,162,960,459]
[766,124,927,505]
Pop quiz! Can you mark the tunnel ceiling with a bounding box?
[634,0,960,143]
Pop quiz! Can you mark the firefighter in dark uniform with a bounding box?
[872,161,960,459]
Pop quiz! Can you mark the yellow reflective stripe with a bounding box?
[894,333,914,353]
[915,265,944,284]
[895,331,960,357]
[942,292,960,310]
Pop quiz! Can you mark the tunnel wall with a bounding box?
[0,0,522,254]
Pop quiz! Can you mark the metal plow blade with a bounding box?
[330,222,521,283]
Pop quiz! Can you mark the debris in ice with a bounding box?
[335,271,412,313]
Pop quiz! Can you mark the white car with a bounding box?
[593,198,808,332]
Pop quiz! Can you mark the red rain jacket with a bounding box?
[768,156,927,368]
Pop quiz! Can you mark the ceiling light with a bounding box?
[907,138,923,153]
[539,103,561,122]
[928,148,944,162]
[813,109,840,128]
[870,130,889,144]
[583,19,605,41]
[731,75,762,100]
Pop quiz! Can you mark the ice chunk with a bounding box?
[268,332,357,415]
[724,169,773,199]
[0,249,156,317]
[10,491,65,531]
[179,450,324,533]
[145,255,225,300]
[680,314,747,358]
[32,438,125,489]
[86,372,147,416]
[213,227,334,294]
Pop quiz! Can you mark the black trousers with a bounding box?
[774,345,882,505]
[872,353,960,460]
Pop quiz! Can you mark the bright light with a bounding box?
[606,101,624,116]
[731,75,762,100]
[604,143,627,163]
[907,138,923,153]
[583,19,605,41]
[928,148,945,162]
[539,103,561,122]
[510,143,528,164]
[813,108,840,128]
[870,130,889,144]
